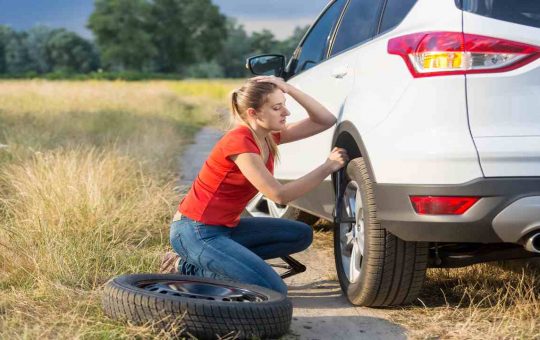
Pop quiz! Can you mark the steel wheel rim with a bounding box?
[245,192,288,218]
[339,180,364,283]
[139,279,268,302]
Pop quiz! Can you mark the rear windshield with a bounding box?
[458,0,540,29]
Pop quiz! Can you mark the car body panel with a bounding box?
[463,11,540,176]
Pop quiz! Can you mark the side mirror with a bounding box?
[246,55,286,77]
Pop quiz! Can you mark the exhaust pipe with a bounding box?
[524,233,540,253]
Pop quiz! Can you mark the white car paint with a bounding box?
[463,11,540,176]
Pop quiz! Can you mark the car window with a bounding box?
[379,0,417,33]
[459,0,540,29]
[293,0,347,75]
[330,0,385,57]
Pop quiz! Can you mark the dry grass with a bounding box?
[0,80,237,175]
[0,148,174,288]
[388,262,540,339]
[1,80,539,339]
[309,226,540,339]
[0,79,239,339]
[169,79,244,102]
[311,229,333,252]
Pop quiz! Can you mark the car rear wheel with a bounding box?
[334,157,429,306]
[243,192,320,225]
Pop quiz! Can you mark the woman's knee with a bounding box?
[169,222,185,256]
[259,265,288,295]
[295,222,313,250]
[169,221,204,261]
[274,280,288,295]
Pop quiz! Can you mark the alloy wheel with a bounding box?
[339,180,365,283]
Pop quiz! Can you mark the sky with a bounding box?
[0,0,330,39]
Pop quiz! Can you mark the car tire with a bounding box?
[334,157,429,306]
[102,273,292,340]
[242,192,320,225]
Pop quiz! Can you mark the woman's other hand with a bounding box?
[325,147,349,172]
[252,75,291,93]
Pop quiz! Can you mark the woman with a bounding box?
[162,76,349,295]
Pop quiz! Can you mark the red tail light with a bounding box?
[388,32,540,77]
[410,196,480,215]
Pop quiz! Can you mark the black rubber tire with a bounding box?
[102,273,292,339]
[333,158,429,306]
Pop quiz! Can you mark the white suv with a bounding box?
[244,0,540,306]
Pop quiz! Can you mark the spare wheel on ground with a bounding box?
[102,273,293,339]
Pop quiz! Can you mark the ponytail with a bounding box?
[230,90,240,118]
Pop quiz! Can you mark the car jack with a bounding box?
[274,255,306,279]
[333,167,355,224]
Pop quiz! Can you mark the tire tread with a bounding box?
[334,158,428,307]
[101,274,292,339]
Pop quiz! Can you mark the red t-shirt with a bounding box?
[178,124,281,227]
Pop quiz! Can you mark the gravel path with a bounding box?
[179,126,407,340]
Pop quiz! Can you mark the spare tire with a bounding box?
[102,273,292,339]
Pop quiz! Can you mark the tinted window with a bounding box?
[459,0,540,29]
[293,0,347,74]
[331,0,384,57]
[379,0,417,33]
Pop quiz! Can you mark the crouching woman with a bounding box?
[163,76,349,295]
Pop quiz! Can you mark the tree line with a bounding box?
[0,0,308,78]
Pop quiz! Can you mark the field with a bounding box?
[0,80,539,339]
[0,79,241,339]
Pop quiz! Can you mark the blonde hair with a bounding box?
[227,79,281,163]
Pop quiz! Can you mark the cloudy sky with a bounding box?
[0,0,329,39]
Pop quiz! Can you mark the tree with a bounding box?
[216,19,251,78]
[147,0,186,72]
[88,0,156,71]
[4,31,33,74]
[0,25,13,73]
[249,29,278,56]
[148,0,227,73]
[25,26,59,73]
[181,0,226,61]
[215,23,310,78]
[185,60,224,78]
[46,29,99,73]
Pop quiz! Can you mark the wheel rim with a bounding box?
[339,180,364,283]
[139,279,268,302]
[245,192,289,218]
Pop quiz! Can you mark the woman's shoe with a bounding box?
[159,251,180,274]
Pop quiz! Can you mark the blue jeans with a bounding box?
[169,215,313,295]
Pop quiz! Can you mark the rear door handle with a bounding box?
[331,67,348,79]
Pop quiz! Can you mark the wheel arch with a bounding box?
[331,121,377,191]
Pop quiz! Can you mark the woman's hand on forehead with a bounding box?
[252,76,290,94]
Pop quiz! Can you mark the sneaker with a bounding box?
[160,251,180,274]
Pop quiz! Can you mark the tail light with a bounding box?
[388,32,540,77]
[410,196,480,215]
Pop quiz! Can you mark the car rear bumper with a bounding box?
[375,177,540,243]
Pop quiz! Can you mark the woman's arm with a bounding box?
[254,76,337,144]
[286,85,337,126]
[231,147,348,205]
